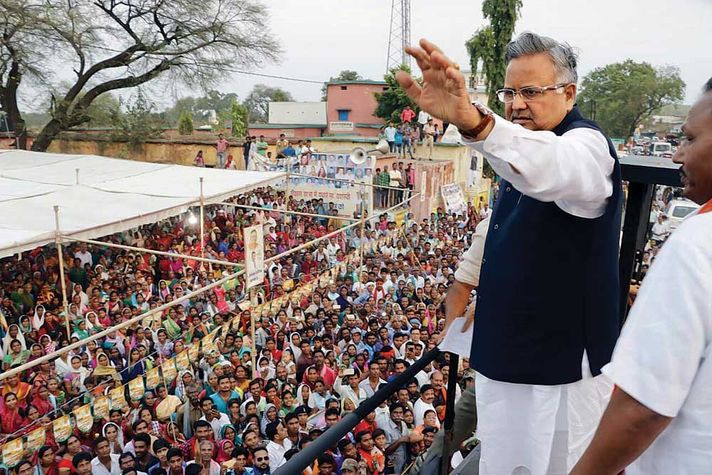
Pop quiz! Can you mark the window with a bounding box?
[337,110,350,121]
[340,85,348,90]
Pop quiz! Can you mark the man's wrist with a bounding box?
[455,105,483,131]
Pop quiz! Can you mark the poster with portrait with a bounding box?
[73,404,93,433]
[291,152,374,217]
[244,224,265,289]
[94,395,110,420]
[440,183,468,217]
[25,427,46,452]
[1,436,23,468]
[145,366,161,390]
[176,350,190,371]
[161,358,177,383]
[129,377,145,401]
[110,386,128,410]
[53,414,73,442]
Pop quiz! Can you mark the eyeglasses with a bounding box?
[496,83,570,103]
[255,457,269,462]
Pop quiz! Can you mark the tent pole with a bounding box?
[200,177,205,262]
[359,185,366,272]
[284,161,291,225]
[53,205,71,339]
[250,294,257,379]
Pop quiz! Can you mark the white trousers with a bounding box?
[476,361,612,475]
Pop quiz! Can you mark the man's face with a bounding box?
[200,442,213,461]
[219,378,231,393]
[134,440,147,459]
[359,434,374,451]
[96,440,110,458]
[431,373,443,390]
[422,388,435,404]
[169,455,183,471]
[156,447,169,463]
[253,449,270,470]
[287,417,300,435]
[76,460,92,475]
[196,425,212,440]
[674,91,712,204]
[504,53,576,131]
[120,455,136,471]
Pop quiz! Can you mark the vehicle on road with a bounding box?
[666,198,700,230]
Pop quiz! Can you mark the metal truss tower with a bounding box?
[386,0,411,72]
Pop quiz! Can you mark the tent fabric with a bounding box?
[0,150,284,257]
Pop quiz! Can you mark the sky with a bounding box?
[189,0,711,107]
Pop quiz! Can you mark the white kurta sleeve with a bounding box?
[602,214,712,417]
[464,115,614,218]
[454,216,490,287]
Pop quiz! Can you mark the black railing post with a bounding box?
[439,353,459,475]
[274,347,442,475]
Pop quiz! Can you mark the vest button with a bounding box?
[494,224,499,230]
[506,186,512,192]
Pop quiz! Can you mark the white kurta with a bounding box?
[463,113,616,474]
[603,206,712,474]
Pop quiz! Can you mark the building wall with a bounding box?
[268,102,327,125]
[247,126,323,140]
[326,82,387,135]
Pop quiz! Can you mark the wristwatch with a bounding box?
[459,102,494,141]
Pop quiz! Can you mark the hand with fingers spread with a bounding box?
[396,39,483,131]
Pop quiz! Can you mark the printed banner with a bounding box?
[129,377,145,401]
[145,366,161,390]
[441,183,467,217]
[188,343,200,363]
[94,395,110,420]
[73,404,93,433]
[176,350,190,371]
[161,358,177,383]
[110,386,128,410]
[53,414,73,442]
[244,224,265,289]
[1,436,23,468]
[291,152,374,217]
[25,427,45,452]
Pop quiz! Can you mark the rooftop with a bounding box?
[326,79,388,86]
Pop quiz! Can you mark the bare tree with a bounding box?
[0,0,280,151]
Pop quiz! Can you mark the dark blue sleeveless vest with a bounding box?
[471,106,622,385]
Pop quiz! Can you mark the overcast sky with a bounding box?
[193,0,710,107]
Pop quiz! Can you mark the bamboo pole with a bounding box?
[53,205,72,339]
[199,177,205,262]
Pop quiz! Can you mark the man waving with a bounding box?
[398,32,622,474]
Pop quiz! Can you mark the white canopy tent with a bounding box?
[0,150,284,257]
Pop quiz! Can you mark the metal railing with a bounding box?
[274,346,457,475]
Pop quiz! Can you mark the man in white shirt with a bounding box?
[74,243,93,267]
[650,213,670,244]
[333,368,368,407]
[92,437,122,475]
[398,33,620,474]
[412,384,439,427]
[265,420,293,471]
[572,78,712,475]
[199,397,231,438]
[384,122,397,152]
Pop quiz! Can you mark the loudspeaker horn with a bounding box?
[349,139,390,164]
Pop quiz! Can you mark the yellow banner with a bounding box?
[161,358,177,382]
[73,404,93,433]
[94,395,110,420]
[110,386,127,410]
[129,377,145,401]
[176,350,190,371]
[1,436,24,468]
[145,366,161,390]
[25,427,45,452]
[188,343,199,363]
[53,414,73,442]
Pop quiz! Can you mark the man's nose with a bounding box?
[672,145,685,165]
[511,93,528,110]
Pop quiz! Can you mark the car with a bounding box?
[649,141,673,157]
[665,199,700,230]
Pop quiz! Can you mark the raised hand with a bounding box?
[396,39,481,130]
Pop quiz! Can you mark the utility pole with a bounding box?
[386,0,411,72]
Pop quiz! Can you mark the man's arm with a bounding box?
[571,388,671,475]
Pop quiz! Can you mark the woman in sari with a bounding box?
[215,439,236,464]
[39,334,56,355]
[121,347,146,384]
[92,351,121,383]
[162,309,182,341]
[63,355,88,397]
[2,339,30,370]
[84,311,103,334]
[0,392,24,435]
[102,422,125,455]
[30,384,56,415]
[1,324,26,356]
[33,445,59,475]
[260,403,278,435]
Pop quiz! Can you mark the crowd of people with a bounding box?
[0,182,486,474]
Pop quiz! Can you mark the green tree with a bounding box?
[177,111,194,135]
[110,90,164,147]
[242,84,293,123]
[465,0,522,115]
[321,70,362,101]
[231,99,248,137]
[0,0,280,152]
[374,66,418,124]
[577,61,685,138]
